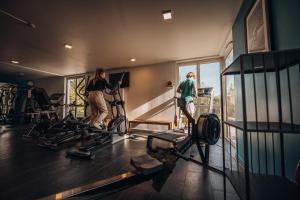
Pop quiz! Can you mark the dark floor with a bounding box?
[0,125,239,200]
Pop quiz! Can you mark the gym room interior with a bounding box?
[0,0,299,199]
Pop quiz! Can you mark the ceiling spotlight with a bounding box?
[162,10,172,21]
[130,58,136,62]
[11,60,19,64]
[64,44,72,49]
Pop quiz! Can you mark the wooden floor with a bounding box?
[0,125,239,200]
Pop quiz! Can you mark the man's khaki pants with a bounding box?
[88,91,108,126]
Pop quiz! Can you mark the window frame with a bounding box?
[223,46,234,140]
[176,58,223,120]
[176,58,223,89]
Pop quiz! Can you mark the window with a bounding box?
[178,64,197,85]
[177,61,221,118]
[222,75,237,141]
[199,62,221,117]
[199,62,221,95]
[226,76,235,120]
[66,76,87,118]
[225,49,234,67]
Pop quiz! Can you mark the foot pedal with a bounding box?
[38,141,58,150]
[131,154,164,175]
[66,150,94,159]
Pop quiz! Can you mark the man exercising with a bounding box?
[177,72,198,118]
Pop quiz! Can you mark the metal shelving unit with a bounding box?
[220,49,300,200]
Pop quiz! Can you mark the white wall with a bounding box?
[106,62,177,130]
[122,62,176,122]
[35,62,177,126]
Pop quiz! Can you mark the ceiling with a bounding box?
[0,0,242,80]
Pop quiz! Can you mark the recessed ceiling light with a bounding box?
[162,10,172,20]
[130,58,136,62]
[64,44,72,49]
[11,60,19,64]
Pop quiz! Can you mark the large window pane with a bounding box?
[66,76,86,118]
[199,62,221,117]
[226,75,236,120]
[178,64,197,85]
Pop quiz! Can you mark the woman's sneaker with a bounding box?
[99,122,107,130]
[93,123,102,130]
[93,122,106,130]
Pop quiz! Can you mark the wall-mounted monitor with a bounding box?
[109,72,130,88]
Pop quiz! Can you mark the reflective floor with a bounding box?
[0,125,239,200]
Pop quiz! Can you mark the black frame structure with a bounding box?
[221,49,300,200]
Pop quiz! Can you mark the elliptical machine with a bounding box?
[66,73,128,159]
[36,77,89,149]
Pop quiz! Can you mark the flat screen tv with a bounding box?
[109,72,130,88]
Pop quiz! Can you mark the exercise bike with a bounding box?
[66,73,128,159]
